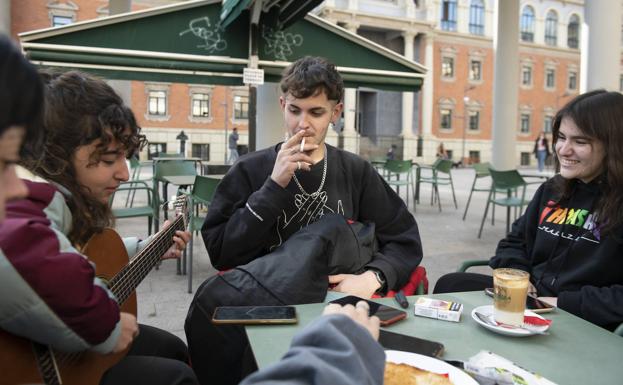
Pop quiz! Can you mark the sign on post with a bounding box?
[243,68,264,85]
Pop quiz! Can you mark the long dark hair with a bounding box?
[21,70,146,247]
[0,35,43,144]
[551,89,623,234]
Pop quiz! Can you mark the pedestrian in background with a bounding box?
[533,131,550,172]
[228,127,239,164]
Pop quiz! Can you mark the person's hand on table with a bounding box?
[160,219,192,260]
[328,271,380,299]
[323,301,380,340]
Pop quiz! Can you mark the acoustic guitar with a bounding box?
[0,196,189,385]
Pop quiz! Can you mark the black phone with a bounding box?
[484,288,555,313]
[378,330,445,358]
[329,295,407,326]
[212,306,298,325]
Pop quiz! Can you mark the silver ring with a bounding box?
[297,161,301,170]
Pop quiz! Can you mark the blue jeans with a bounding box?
[537,150,547,172]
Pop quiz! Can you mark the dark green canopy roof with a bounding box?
[20,0,425,91]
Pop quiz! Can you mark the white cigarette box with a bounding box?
[413,297,463,322]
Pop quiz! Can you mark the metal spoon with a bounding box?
[474,311,549,335]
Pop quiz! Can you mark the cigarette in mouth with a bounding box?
[300,137,305,153]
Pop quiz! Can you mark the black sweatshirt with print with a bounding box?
[201,143,423,292]
[490,175,623,329]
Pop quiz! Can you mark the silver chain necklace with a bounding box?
[292,145,327,197]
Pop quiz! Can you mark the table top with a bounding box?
[246,291,623,384]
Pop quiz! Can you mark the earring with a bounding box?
[328,122,335,131]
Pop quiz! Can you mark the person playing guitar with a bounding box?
[0,41,197,385]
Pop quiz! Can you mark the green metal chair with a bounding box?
[110,180,158,235]
[153,159,199,221]
[478,168,530,238]
[463,162,492,220]
[416,159,457,211]
[382,159,415,208]
[182,175,220,293]
[125,157,152,208]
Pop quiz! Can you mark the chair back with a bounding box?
[157,152,184,158]
[472,162,491,177]
[154,160,198,181]
[384,159,413,175]
[434,159,454,174]
[192,176,220,204]
[489,168,526,190]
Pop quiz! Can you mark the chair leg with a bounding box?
[478,191,494,238]
[462,177,477,220]
[450,177,458,209]
[148,216,152,236]
[188,236,194,293]
[506,206,511,234]
[435,183,441,212]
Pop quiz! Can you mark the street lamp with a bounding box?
[461,85,476,165]
[176,130,189,156]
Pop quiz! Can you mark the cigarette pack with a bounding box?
[413,297,463,322]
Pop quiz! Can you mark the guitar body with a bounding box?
[0,229,134,385]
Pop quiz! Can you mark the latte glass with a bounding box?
[493,268,530,326]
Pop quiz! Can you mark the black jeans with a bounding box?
[100,324,198,385]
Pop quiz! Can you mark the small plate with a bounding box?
[471,305,550,337]
[386,350,478,385]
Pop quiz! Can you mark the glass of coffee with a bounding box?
[493,268,530,326]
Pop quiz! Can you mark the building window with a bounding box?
[469,150,480,164]
[520,152,531,166]
[191,93,210,117]
[520,6,535,42]
[147,143,166,160]
[545,69,555,89]
[234,95,249,119]
[543,115,553,134]
[521,66,532,86]
[468,111,480,131]
[469,60,482,81]
[191,143,210,161]
[52,15,73,26]
[520,113,531,133]
[440,109,452,129]
[568,71,577,91]
[148,91,167,116]
[469,0,485,36]
[567,14,580,49]
[440,0,457,32]
[544,10,558,46]
[441,57,454,78]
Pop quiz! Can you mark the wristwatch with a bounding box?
[367,268,387,294]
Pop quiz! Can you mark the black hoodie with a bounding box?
[490,175,623,330]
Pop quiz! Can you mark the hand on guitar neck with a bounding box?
[160,219,192,260]
[112,313,139,353]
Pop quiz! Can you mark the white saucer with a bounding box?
[472,305,550,337]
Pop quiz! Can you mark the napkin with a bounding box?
[464,351,557,385]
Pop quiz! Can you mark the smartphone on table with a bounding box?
[484,287,555,313]
[329,295,407,326]
[212,306,298,325]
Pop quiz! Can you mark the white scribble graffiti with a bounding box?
[262,26,303,61]
[179,16,227,53]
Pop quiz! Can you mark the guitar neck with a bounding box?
[108,215,186,303]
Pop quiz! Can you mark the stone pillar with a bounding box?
[401,31,415,138]
[491,0,519,170]
[342,22,360,154]
[256,82,284,151]
[108,0,133,136]
[0,0,11,35]
[581,0,621,92]
[420,33,434,160]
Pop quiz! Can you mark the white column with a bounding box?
[581,0,621,92]
[256,82,284,151]
[107,0,133,124]
[491,0,519,170]
[421,34,434,138]
[0,0,11,35]
[402,31,416,138]
[341,22,360,154]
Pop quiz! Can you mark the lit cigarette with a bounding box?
[300,137,305,153]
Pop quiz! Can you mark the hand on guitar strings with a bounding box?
[161,220,192,260]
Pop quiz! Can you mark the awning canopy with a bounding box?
[20,0,426,92]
